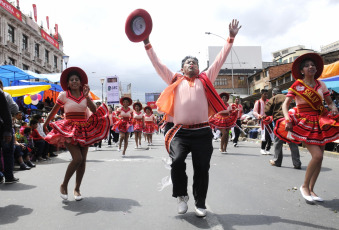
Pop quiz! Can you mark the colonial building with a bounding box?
[0,1,64,77]
[272,45,315,64]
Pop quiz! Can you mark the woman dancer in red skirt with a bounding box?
[143,106,157,146]
[209,93,238,153]
[274,53,339,204]
[113,97,133,156]
[132,102,144,149]
[43,67,110,201]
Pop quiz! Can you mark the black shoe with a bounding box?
[20,163,31,170]
[25,161,36,168]
[49,153,58,157]
[5,177,20,184]
[294,165,302,170]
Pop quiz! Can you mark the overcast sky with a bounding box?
[18,0,339,102]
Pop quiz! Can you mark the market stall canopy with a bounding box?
[3,85,51,97]
[0,65,36,86]
[319,61,339,92]
[24,70,61,83]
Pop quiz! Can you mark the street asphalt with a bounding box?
[1,133,339,230]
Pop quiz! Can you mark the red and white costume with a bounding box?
[209,103,238,129]
[132,111,144,132]
[143,113,157,134]
[113,107,133,133]
[275,80,339,145]
[45,91,110,147]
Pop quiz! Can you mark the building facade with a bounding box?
[272,45,316,64]
[0,1,64,77]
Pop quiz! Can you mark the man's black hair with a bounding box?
[181,56,199,68]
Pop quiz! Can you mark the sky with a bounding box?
[17,0,339,102]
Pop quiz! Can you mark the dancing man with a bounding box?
[142,20,241,217]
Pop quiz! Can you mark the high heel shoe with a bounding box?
[311,195,324,202]
[74,191,83,201]
[300,186,314,204]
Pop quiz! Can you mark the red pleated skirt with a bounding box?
[209,111,238,129]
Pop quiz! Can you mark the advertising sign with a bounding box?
[106,76,119,105]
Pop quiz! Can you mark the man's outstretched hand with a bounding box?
[229,19,241,38]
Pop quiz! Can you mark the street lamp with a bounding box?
[62,55,69,69]
[205,32,235,95]
[100,78,105,103]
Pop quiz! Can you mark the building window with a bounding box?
[35,70,40,74]
[239,76,246,86]
[45,49,49,63]
[214,78,228,86]
[8,57,15,65]
[22,64,29,70]
[255,74,260,81]
[278,78,284,85]
[285,75,291,83]
[22,34,28,50]
[35,43,40,58]
[54,55,58,68]
[8,25,15,43]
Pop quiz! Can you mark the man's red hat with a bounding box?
[219,92,229,101]
[60,67,88,91]
[291,53,324,80]
[125,9,153,43]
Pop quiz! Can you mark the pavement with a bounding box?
[1,133,339,230]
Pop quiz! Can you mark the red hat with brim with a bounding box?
[291,53,324,80]
[144,106,153,113]
[133,102,143,110]
[120,97,132,106]
[60,67,88,91]
[219,92,229,101]
[125,9,153,43]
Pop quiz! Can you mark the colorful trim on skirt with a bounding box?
[209,111,238,129]
[45,104,110,147]
[274,107,339,146]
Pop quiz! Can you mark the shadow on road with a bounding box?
[0,183,36,191]
[176,213,337,230]
[317,198,339,213]
[62,196,140,216]
[0,205,33,225]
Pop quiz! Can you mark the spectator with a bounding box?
[30,119,48,161]
[0,88,18,183]
[0,80,19,115]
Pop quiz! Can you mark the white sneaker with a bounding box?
[233,143,237,147]
[177,196,189,214]
[95,146,98,151]
[195,206,207,217]
[134,146,138,149]
[260,149,266,155]
[265,150,271,155]
[118,148,121,152]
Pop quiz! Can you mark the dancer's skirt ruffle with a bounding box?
[45,104,110,147]
[274,108,339,146]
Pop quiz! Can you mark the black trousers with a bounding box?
[169,127,213,209]
[261,123,273,151]
[233,119,242,144]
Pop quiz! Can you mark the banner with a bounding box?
[40,29,59,49]
[106,76,119,105]
[54,24,58,40]
[147,101,157,109]
[46,16,49,30]
[0,0,22,21]
[32,4,37,22]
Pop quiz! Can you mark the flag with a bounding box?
[46,16,49,30]
[54,24,58,40]
[32,4,37,22]
[16,0,19,7]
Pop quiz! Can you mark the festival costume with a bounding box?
[45,91,110,147]
[145,37,233,209]
[209,103,238,129]
[143,114,157,134]
[274,79,339,145]
[232,103,243,145]
[132,111,144,132]
[253,98,273,151]
[113,107,133,133]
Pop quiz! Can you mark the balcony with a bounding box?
[23,49,31,59]
[34,56,42,65]
[7,40,18,51]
